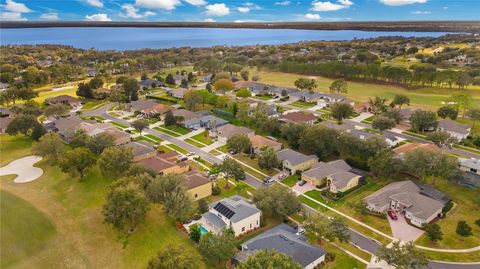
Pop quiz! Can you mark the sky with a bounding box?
[0,0,478,22]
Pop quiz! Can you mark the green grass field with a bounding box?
[252,69,480,110]
[190,131,214,145]
[1,190,56,268]
[282,175,300,187]
[185,138,205,148]
[233,154,278,177]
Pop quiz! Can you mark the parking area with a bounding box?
[387,212,424,242]
[292,181,316,196]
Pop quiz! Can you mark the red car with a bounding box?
[387,210,398,220]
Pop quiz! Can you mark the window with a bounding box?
[470,168,477,173]
[250,224,252,228]
[195,194,198,198]
[241,227,245,232]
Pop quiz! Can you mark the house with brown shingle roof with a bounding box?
[250,135,282,154]
[183,170,212,200]
[128,100,170,117]
[45,95,81,107]
[279,112,317,125]
[302,160,361,193]
[209,123,255,143]
[136,151,189,175]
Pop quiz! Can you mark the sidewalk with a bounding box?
[350,112,373,123]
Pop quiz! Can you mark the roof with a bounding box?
[460,158,480,170]
[276,149,318,166]
[45,95,81,104]
[120,141,156,157]
[401,192,444,220]
[183,170,210,189]
[303,160,357,189]
[438,120,471,135]
[216,124,254,139]
[280,112,317,123]
[328,159,352,171]
[46,116,83,132]
[169,87,189,98]
[209,195,260,223]
[172,109,198,121]
[137,157,176,172]
[202,212,227,229]
[399,108,415,120]
[393,143,440,154]
[319,121,355,132]
[199,115,228,126]
[250,135,282,150]
[104,128,130,140]
[129,100,163,111]
[349,129,375,140]
[419,185,451,204]
[323,93,345,101]
[237,224,326,267]
[364,181,420,208]
[290,91,324,99]
[142,103,170,114]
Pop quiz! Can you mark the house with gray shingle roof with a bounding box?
[276,149,318,174]
[199,195,261,236]
[459,158,480,175]
[302,160,361,193]
[437,119,471,140]
[209,123,255,143]
[364,180,446,227]
[233,223,326,269]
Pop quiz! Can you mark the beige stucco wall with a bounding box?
[231,212,261,236]
[285,159,317,174]
[188,183,212,201]
[331,175,361,193]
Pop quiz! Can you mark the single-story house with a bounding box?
[459,158,480,175]
[382,133,402,147]
[209,123,255,143]
[170,109,198,122]
[233,223,326,269]
[183,170,212,200]
[279,112,317,125]
[136,151,189,175]
[184,115,228,130]
[289,91,324,103]
[167,87,189,99]
[45,95,81,107]
[270,86,298,97]
[247,103,279,118]
[78,121,130,145]
[276,149,318,174]
[319,120,356,132]
[250,135,282,154]
[321,93,354,106]
[120,141,157,161]
[437,119,471,140]
[128,100,170,117]
[302,160,361,193]
[173,74,187,85]
[364,180,446,227]
[199,195,261,237]
[140,79,164,90]
[104,128,131,145]
[44,116,84,140]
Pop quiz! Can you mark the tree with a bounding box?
[383,108,402,123]
[89,76,104,89]
[189,224,202,243]
[183,89,201,111]
[409,110,438,133]
[456,220,473,237]
[240,70,249,81]
[123,78,140,101]
[376,241,428,269]
[164,110,177,126]
[329,79,348,94]
[6,115,42,139]
[213,79,234,92]
[426,131,457,147]
[220,158,245,181]
[31,123,47,141]
[85,132,116,154]
[32,132,66,164]
[299,126,339,160]
[59,148,96,179]
[43,104,70,119]
[165,73,175,85]
[235,88,251,98]
[392,94,410,108]
[466,108,480,128]
[131,119,148,134]
[280,123,306,150]
[425,223,443,242]
[330,102,354,123]
[98,146,133,177]
[330,217,351,243]
[372,116,396,131]
[198,198,209,213]
[199,230,236,264]
[238,250,302,269]
[147,245,199,269]
[437,106,458,120]
[449,93,472,118]
[181,78,188,88]
[76,82,94,99]
[257,146,280,170]
[368,96,388,114]
[226,134,251,154]
[303,213,334,242]
[253,185,301,220]
[102,183,149,232]
[252,75,260,81]
[404,148,461,184]
[368,150,403,179]
[146,174,193,221]
[294,77,317,93]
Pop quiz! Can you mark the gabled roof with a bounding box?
[319,121,355,132]
[120,141,156,157]
[209,195,260,223]
[276,149,318,166]
[129,100,163,111]
[280,112,317,123]
[250,135,282,150]
[216,124,254,139]
[438,119,471,135]
[303,160,357,189]
[460,158,480,170]
[237,224,326,267]
[364,181,420,208]
[45,95,81,104]
[290,91,323,99]
[183,170,211,189]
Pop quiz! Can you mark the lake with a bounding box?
[0,27,450,50]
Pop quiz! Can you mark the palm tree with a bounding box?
[368,96,388,114]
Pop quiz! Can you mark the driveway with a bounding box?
[292,182,316,195]
[0,156,43,183]
[388,212,424,242]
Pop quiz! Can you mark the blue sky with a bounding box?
[0,0,479,22]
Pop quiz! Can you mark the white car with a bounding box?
[187,152,196,157]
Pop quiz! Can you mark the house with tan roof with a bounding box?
[364,181,446,227]
[279,112,317,125]
[183,170,212,200]
[437,119,471,140]
[250,135,282,154]
[136,151,189,175]
[209,123,255,143]
[276,149,318,174]
[302,160,361,193]
[128,100,170,117]
[120,141,157,161]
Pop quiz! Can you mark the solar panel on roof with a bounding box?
[214,202,235,219]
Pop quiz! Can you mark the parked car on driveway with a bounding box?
[298,180,307,186]
[263,177,276,186]
[387,210,398,220]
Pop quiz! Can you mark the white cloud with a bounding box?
[204,18,215,22]
[305,13,321,19]
[85,13,112,21]
[443,6,448,10]
[85,0,104,8]
[4,0,32,13]
[184,0,207,6]
[411,10,431,14]
[135,0,181,10]
[40,12,59,20]
[205,3,230,16]
[379,0,427,6]
[238,7,250,13]
[120,4,155,18]
[0,12,27,21]
[274,1,291,6]
[311,1,351,12]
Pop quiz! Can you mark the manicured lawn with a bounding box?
[321,243,367,269]
[111,121,128,129]
[81,115,106,122]
[136,134,163,144]
[252,95,273,100]
[154,127,180,137]
[418,249,480,263]
[336,241,372,263]
[234,154,278,177]
[456,118,479,135]
[82,99,109,111]
[252,69,480,110]
[185,138,205,148]
[216,144,228,153]
[290,101,317,108]
[154,125,191,137]
[156,145,172,153]
[453,144,480,154]
[282,175,300,187]
[304,190,329,205]
[190,131,214,145]
[165,143,189,155]
[33,87,78,103]
[0,135,33,166]
[1,190,56,268]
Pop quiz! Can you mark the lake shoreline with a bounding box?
[2,21,480,33]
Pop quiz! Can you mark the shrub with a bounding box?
[212,184,221,195]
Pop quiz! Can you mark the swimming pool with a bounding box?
[199,225,208,235]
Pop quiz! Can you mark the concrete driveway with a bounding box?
[292,181,316,196]
[0,156,43,183]
[388,212,424,242]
